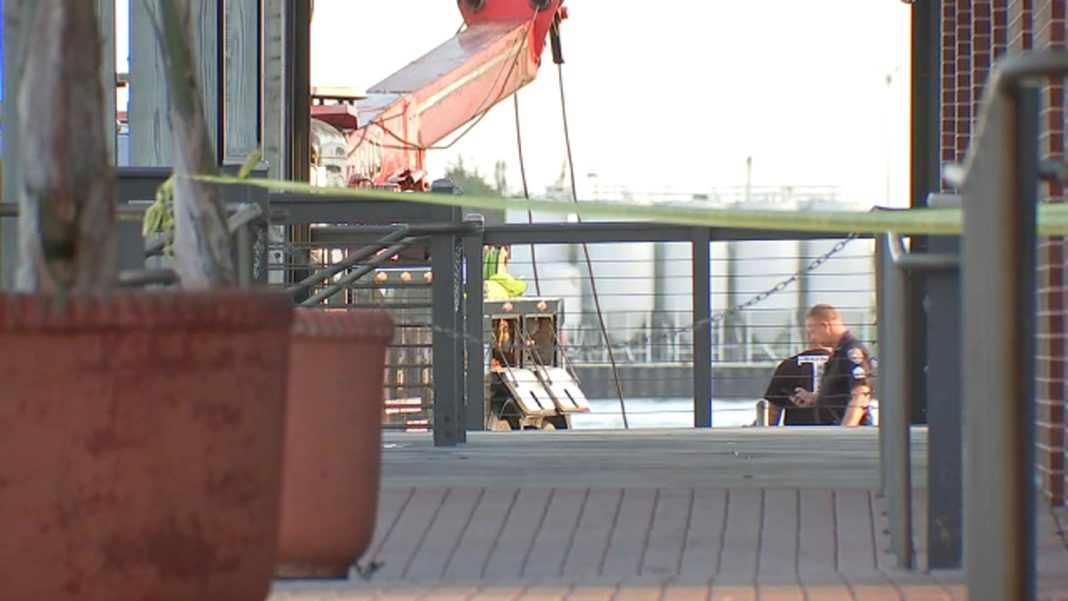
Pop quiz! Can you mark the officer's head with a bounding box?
[805,304,846,347]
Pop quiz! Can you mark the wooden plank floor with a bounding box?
[270,429,1068,600]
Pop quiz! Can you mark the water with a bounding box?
[570,398,759,430]
[569,397,881,429]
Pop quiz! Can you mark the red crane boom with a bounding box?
[310,0,566,190]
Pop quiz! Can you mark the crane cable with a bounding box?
[514,95,542,296]
[513,73,631,429]
[552,58,631,429]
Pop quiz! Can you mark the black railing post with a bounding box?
[464,215,487,433]
[924,196,963,569]
[882,234,914,569]
[692,227,712,428]
[961,56,1057,601]
[431,180,465,446]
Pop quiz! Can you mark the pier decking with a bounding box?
[270,429,1068,600]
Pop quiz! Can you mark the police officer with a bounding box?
[790,304,873,426]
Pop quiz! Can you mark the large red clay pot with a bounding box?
[0,290,294,601]
[276,308,395,578]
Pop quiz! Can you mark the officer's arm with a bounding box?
[840,384,871,427]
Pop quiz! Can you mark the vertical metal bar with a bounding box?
[883,235,914,569]
[875,236,889,497]
[1014,85,1039,601]
[283,0,312,299]
[116,221,146,273]
[234,220,252,288]
[432,232,459,447]
[250,185,270,285]
[755,400,768,426]
[285,0,310,181]
[464,218,486,432]
[692,227,712,428]
[452,232,466,444]
[963,83,1038,601]
[908,0,943,426]
[925,225,963,566]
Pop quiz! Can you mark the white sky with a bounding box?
[119,1,913,207]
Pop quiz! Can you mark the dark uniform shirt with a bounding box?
[817,331,873,425]
[764,348,833,425]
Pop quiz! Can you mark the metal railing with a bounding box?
[0,174,875,441]
[263,197,878,439]
[876,51,1068,599]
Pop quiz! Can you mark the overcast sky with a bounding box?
[118,1,912,207]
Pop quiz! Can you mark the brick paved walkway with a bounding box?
[268,430,1068,600]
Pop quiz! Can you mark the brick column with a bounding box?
[1033,0,1067,506]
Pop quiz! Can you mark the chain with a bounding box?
[697,233,859,331]
[416,233,860,348]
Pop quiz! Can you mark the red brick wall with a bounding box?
[958,2,973,163]
[1009,0,1034,50]
[946,0,1068,505]
[941,1,959,177]
[1032,0,1067,506]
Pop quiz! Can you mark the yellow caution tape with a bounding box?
[192,174,1068,236]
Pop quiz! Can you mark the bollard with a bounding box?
[755,400,769,427]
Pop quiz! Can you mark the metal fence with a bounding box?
[3,170,877,439]
[262,202,877,434]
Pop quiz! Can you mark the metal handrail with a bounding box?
[886,234,959,271]
[144,202,265,258]
[0,203,147,220]
[957,50,1068,601]
[286,226,409,296]
[299,238,418,306]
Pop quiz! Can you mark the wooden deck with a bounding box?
[270,428,1068,600]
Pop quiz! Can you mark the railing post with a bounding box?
[692,227,712,428]
[431,179,465,447]
[880,234,914,569]
[924,195,963,569]
[962,76,1040,601]
[233,213,268,287]
[754,400,769,426]
[875,236,889,497]
[431,227,460,447]
[463,215,486,432]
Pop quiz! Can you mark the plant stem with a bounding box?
[154,0,235,288]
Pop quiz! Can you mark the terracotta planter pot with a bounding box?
[276,309,395,578]
[0,290,294,601]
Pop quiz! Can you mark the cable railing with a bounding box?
[268,224,876,434]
